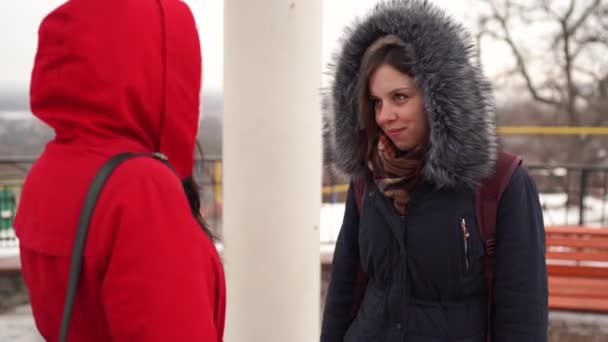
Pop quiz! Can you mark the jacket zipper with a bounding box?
[461,218,470,273]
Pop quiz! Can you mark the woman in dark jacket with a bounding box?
[321,1,548,341]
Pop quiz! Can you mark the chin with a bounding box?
[396,142,414,151]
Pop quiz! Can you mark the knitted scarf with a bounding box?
[369,134,427,215]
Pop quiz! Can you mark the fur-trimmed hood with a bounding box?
[324,0,498,189]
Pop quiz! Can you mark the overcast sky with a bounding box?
[0,0,224,90]
[0,0,514,113]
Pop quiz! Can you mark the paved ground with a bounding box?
[0,305,42,342]
[3,303,608,342]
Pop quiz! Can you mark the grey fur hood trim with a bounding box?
[324,0,498,189]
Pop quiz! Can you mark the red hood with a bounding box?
[30,0,201,178]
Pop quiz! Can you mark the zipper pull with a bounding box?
[461,218,470,238]
[461,218,470,272]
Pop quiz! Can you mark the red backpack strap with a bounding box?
[475,151,522,342]
[351,176,368,316]
[354,176,366,213]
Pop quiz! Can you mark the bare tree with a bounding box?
[474,0,607,164]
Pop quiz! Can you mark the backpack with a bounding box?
[351,151,522,342]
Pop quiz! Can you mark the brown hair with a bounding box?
[182,176,216,240]
[356,34,415,173]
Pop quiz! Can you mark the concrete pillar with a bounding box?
[223,1,322,341]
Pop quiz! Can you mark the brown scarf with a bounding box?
[369,134,427,215]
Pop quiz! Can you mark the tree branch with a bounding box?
[572,34,607,60]
[541,0,561,19]
[564,0,576,23]
[573,66,602,83]
[567,0,602,36]
[475,16,491,68]
[562,37,578,123]
[485,0,561,107]
[600,5,608,31]
[557,0,580,124]
[598,72,608,98]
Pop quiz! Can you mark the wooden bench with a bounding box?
[546,226,608,312]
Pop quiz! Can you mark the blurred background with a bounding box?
[1,0,607,341]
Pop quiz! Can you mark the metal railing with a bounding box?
[0,157,30,250]
[0,156,224,250]
[319,164,608,243]
[2,156,607,249]
[323,164,608,225]
[526,164,608,227]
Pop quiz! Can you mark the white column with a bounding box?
[223,1,322,341]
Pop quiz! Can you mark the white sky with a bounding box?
[0,0,224,91]
[0,0,512,94]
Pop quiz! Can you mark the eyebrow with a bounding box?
[390,87,413,93]
[370,87,413,97]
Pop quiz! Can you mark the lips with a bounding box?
[386,127,406,138]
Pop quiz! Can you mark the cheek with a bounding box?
[416,112,429,140]
[411,101,427,127]
[417,111,428,130]
[397,105,423,124]
[400,104,428,138]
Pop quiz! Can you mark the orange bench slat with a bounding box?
[548,295,608,312]
[546,226,608,237]
[546,251,608,262]
[547,264,608,278]
[549,276,608,298]
[546,237,608,249]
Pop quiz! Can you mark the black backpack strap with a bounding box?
[475,151,522,342]
[59,152,166,342]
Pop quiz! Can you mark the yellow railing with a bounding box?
[498,126,608,135]
[213,160,223,204]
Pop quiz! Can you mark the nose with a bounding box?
[376,102,397,125]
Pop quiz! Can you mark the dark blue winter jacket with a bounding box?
[321,168,548,341]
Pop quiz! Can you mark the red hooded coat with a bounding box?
[14,0,225,340]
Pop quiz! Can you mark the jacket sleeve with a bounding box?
[99,163,220,342]
[321,180,362,342]
[492,166,548,341]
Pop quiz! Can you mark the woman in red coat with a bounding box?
[14,0,225,340]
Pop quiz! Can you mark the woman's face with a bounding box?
[369,63,428,151]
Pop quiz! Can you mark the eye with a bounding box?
[394,93,408,103]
